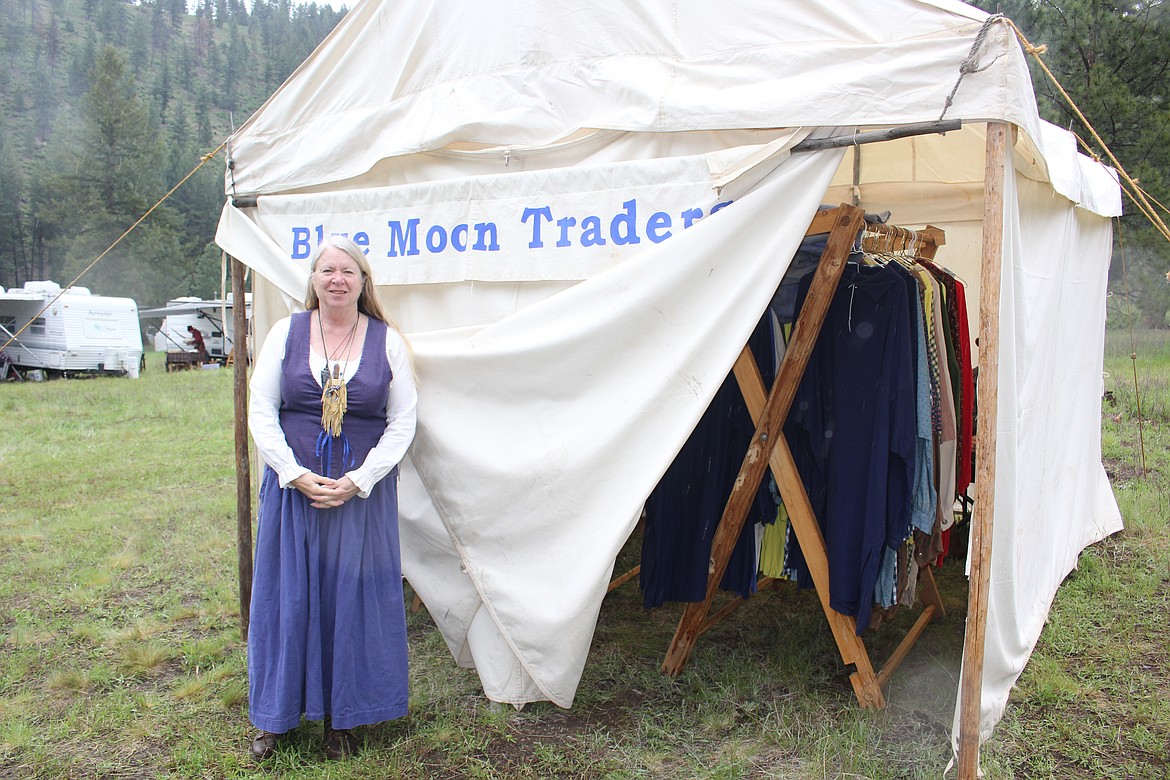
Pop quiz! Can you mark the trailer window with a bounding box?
[0,316,14,333]
[30,317,46,335]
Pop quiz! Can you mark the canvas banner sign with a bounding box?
[248,153,745,285]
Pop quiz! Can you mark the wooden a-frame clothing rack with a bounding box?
[651,203,948,709]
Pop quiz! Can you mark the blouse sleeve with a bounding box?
[247,317,312,487]
[344,325,418,497]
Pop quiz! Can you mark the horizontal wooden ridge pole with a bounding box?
[792,120,962,152]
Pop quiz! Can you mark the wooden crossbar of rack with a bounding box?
[632,203,947,708]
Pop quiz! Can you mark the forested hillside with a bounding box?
[0,0,345,306]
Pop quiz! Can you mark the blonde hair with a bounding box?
[305,236,393,325]
[305,236,416,379]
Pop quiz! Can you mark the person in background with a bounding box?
[186,325,208,364]
[246,236,417,761]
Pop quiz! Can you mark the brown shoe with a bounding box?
[324,719,359,760]
[250,730,279,761]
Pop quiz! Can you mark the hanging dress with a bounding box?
[784,263,917,634]
[248,311,409,733]
[640,313,777,608]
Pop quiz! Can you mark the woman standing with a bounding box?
[246,236,417,761]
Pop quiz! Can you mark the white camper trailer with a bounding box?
[0,281,143,378]
[139,294,251,365]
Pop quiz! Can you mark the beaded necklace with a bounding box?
[318,311,360,437]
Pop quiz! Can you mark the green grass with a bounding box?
[1,341,1167,779]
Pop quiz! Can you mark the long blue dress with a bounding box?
[248,312,408,733]
[784,263,916,634]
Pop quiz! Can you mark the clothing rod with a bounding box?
[792,120,963,152]
[854,225,944,259]
[860,224,925,243]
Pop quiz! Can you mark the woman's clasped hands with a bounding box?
[291,472,360,508]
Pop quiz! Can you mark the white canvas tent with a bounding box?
[214,0,1124,772]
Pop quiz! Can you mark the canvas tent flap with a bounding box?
[227,0,1035,198]
[217,205,306,311]
[400,149,846,705]
[952,157,1122,746]
[1027,121,1122,217]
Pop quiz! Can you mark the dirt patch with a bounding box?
[480,716,598,778]
[394,691,650,779]
[1102,455,1158,483]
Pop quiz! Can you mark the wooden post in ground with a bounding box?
[231,254,254,641]
[957,121,1008,779]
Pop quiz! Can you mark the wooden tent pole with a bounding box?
[231,254,254,640]
[957,121,1008,779]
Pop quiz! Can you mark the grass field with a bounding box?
[0,338,1166,779]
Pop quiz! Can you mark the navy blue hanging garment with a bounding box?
[782,261,917,634]
[640,314,777,609]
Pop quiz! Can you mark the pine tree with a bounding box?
[80,47,162,213]
[0,112,28,288]
[46,46,173,302]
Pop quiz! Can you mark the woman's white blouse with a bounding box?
[247,315,418,497]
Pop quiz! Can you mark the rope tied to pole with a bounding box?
[1000,12,1164,483]
[941,12,1170,249]
[0,141,227,354]
[940,14,1008,122]
[1000,16,1170,246]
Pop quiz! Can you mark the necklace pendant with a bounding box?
[320,365,331,387]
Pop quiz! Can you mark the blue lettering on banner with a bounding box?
[521,207,552,248]
[291,227,312,259]
[472,222,500,251]
[387,219,421,257]
[519,200,727,249]
[610,199,640,246]
[292,225,370,259]
[386,219,500,256]
[646,211,671,243]
[556,216,577,247]
[451,224,469,251]
[289,197,733,261]
[580,216,605,247]
[426,225,448,253]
